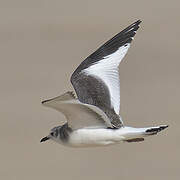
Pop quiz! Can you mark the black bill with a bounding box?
[40,136,50,143]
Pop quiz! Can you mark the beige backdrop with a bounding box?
[0,0,179,180]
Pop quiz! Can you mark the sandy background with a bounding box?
[0,0,179,179]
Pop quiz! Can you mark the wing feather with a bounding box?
[71,20,141,128]
[42,92,113,129]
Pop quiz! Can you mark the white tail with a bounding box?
[123,125,168,143]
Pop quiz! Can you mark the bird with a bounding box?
[40,20,168,147]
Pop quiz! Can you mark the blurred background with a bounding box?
[0,0,179,179]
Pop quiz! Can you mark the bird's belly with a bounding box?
[66,128,125,147]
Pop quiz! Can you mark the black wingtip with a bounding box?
[136,19,142,24]
[127,19,142,27]
[41,97,54,105]
[128,19,142,30]
[41,99,49,104]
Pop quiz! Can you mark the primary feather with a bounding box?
[71,20,141,128]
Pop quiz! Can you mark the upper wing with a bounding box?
[42,91,113,129]
[71,20,141,128]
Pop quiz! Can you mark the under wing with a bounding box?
[42,91,113,129]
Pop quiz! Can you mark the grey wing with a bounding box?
[71,72,122,128]
[42,91,113,129]
[71,20,141,128]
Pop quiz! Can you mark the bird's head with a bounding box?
[40,126,62,143]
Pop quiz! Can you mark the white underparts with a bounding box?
[52,126,166,147]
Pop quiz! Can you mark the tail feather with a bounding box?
[145,125,169,135]
[123,125,168,143]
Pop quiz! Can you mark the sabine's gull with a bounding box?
[41,20,168,147]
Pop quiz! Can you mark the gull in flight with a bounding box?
[41,20,168,147]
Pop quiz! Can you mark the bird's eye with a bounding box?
[50,132,54,136]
